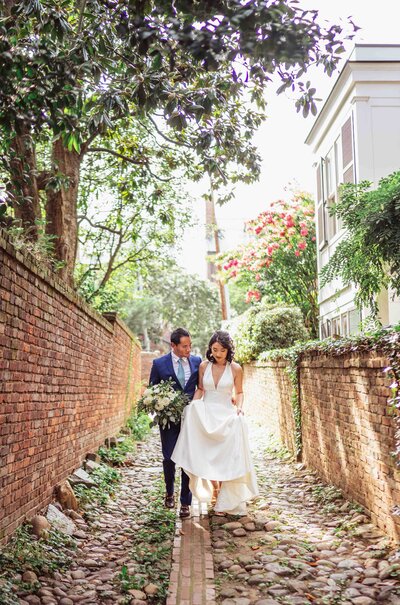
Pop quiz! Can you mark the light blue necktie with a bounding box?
[177,358,185,388]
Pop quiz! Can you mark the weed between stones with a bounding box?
[0,526,77,604]
[118,481,175,603]
[73,465,122,509]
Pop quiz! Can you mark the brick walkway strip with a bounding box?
[168,499,216,605]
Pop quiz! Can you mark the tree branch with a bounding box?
[77,214,123,235]
[147,115,192,149]
[77,0,87,34]
[80,127,101,156]
[86,147,146,165]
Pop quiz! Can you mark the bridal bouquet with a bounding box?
[137,379,189,429]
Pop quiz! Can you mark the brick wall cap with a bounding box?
[0,228,137,337]
[102,312,141,346]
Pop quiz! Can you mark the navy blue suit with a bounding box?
[149,352,202,505]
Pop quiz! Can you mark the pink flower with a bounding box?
[298,241,307,250]
[246,289,261,303]
[255,273,261,282]
[300,228,308,236]
[295,250,301,257]
[312,236,316,242]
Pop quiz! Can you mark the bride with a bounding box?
[171,330,259,515]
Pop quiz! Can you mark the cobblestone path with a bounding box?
[209,422,400,605]
[9,422,400,605]
[17,431,171,605]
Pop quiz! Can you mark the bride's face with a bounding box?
[211,342,228,363]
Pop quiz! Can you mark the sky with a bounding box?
[175,0,400,278]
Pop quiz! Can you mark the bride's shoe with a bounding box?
[211,481,220,506]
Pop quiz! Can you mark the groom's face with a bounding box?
[172,336,191,359]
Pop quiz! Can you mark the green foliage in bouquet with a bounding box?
[137,380,189,429]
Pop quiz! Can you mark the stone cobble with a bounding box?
[8,421,400,605]
[16,431,167,605]
[210,422,400,605]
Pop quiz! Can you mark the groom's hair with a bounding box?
[170,328,190,345]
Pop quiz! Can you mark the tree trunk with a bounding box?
[9,123,42,240]
[46,139,82,286]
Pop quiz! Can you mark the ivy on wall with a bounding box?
[258,325,400,462]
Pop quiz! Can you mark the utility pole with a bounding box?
[205,178,228,321]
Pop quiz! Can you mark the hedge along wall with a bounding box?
[244,350,400,541]
[0,231,141,542]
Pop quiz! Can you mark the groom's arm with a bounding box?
[149,360,161,386]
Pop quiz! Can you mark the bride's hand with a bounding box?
[237,407,244,416]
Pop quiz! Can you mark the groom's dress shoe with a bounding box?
[165,495,175,509]
[179,505,191,518]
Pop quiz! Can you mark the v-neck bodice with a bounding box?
[203,361,233,403]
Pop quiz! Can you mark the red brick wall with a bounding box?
[300,350,400,540]
[244,351,400,540]
[243,361,295,454]
[0,231,141,542]
[141,351,160,389]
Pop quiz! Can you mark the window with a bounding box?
[341,312,349,336]
[331,316,341,337]
[316,164,326,249]
[325,144,339,240]
[316,115,355,247]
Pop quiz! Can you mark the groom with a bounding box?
[149,328,202,518]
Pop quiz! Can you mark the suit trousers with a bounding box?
[159,422,192,505]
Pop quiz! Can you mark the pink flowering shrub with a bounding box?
[218,193,318,337]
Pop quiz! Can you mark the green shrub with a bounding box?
[127,411,151,441]
[232,303,309,363]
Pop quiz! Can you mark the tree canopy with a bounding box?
[0,0,356,285]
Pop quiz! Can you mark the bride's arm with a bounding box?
[192,361,206,400]
[233,364,244,415]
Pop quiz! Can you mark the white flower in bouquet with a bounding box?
[136,379,189,429]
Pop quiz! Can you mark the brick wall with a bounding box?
[0,231,141,542]
[244,351,400,540]
[300,350,400,539]
[141,351,160,388]
[243,361,296,454]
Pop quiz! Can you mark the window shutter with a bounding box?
[341,117,353,168]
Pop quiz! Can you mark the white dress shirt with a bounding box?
[171,351,191,385]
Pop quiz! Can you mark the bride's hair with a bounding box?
[206,330,235,363]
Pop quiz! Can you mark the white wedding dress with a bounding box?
[171,361,259,514]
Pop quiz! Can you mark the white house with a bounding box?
[306,44,400,338]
